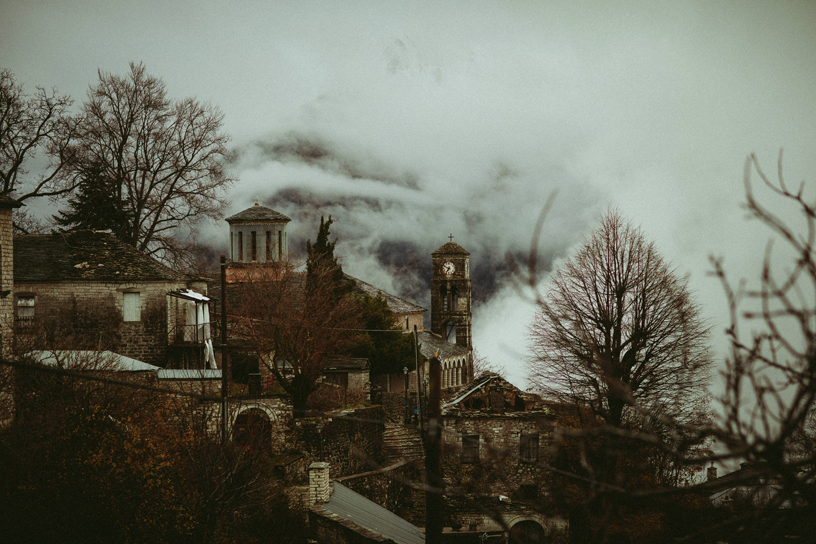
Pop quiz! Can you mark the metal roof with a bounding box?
[25,350,160,372]
[321,482,425,544]
[157,369,222,380]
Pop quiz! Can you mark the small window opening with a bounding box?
[251,231,257,261]
[520,433,539,462]
[446,321,457,344]
[266,231,272,262]
[238,232,243,261]
[17,295,35,328]
[462,434,479,463]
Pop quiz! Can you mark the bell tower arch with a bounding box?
[431,237,472,352]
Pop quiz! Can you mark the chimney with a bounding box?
[308,462,332,506]
[707,463,717,481]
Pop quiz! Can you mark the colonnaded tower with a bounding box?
[431,238,472,351]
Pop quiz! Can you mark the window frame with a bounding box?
[462,434,480,464]
[519,432,539,462]
[123,291,141,322]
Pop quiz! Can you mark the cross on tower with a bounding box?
[448,234,454,242]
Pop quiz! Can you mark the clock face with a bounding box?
[443,261,456,275]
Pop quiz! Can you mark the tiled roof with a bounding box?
[319,482,425,544]
[208,270,426,324]
[225,203,291,223]
[417,330,469,360]
[14,231,190,283]
[432,241,469,256]
[349,275,426,315]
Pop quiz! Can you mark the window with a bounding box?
[451,286,459,311]
[251,231,257,261]
[520,433,539,462]
[520,483,538,500]
[446,321,457,344]
[123,292,141,321]
[16,295,35,328]
[462,434,479,464]
[266,231,272,262]
[278,231,283,260]
[238,232,243,261]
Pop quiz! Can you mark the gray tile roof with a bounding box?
[349,275,427,315]
[225,203,291,223]
[417,330,469,360]
[320,482,425,544]
[14,231,190,283]
[432,241,469,256]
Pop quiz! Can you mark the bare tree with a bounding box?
[0,69,77,230]
[530,210,712,431]
[702,152,816,539]
[56,62,233,268]
[235,263,363,414]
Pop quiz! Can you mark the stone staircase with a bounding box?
[382,422,424,462]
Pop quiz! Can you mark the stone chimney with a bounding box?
[308,462,332,506]
[707,463,717,481]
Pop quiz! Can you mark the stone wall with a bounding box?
[13,279,190,366]
[293,406,387,479]
[442,411,558,503]
[0,208,14,357]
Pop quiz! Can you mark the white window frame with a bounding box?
[123,291,141,322]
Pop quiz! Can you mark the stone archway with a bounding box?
[233,407,272,450]
[509,520,549,544]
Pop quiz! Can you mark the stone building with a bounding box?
[440,373,569,542]
[431,240,472,352]
[12,230,208,367]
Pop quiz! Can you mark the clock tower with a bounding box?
[431,238,472,351]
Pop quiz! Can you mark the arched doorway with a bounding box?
[510,520,548,544]
[233,408,272,450]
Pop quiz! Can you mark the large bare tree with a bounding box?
[0,69,77,231]
[57,62,233,267]
[529,211,712,430]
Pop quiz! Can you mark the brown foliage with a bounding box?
[234,263,363,414]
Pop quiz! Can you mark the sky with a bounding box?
[3,0,816,391]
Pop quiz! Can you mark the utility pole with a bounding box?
[220,255,230,443]
[425,354,443,544]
